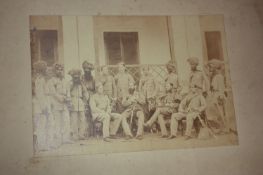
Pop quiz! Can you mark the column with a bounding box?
[62,16,79,80]
[76,16,96,66]
[169,16,190,87]
[185,16,204,69]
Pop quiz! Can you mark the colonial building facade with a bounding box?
[30,15,231,89]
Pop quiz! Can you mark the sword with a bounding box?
[129,104,136,128]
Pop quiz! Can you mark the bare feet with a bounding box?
[135,135,143,140]
[184,136,192,140]
[160,135,168,138]
[125,135,133,140]
[167,135,176,139]
[143,122,150,128]
[109,135,118,139]
[103,137,112,142]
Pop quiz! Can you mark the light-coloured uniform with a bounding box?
[89,93,122,138]
[121,91,145,137]
[32,96,48,151]
[33,75,54,151]
[170,92,206,137]
[68,82,87,140]
[49,77,71,144]
[146,91,179,136]
[115,72,135,99]
[165,72,179,90]
[99,74,117,99]
[206,73,228,130]
[211,73,225,102]
[138,73,158,117]
[139,74,158,99]
[189,70,209,93]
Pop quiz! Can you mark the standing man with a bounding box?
[121,82,145,140]
[32,61,54,151]
[207,59,229,133]
[98,65,117,112]
[139,65,158,100]
[138,65,158,116]
[115,62,135,100]
[89,82,123,142]
[49,63,72,145]
[99,65,117,100]
[82,61,96,95]
[68,69,88,140]
[115,62,135,112]
[187,57,209,96]
[165,60,179,92]
[81,61,95,137]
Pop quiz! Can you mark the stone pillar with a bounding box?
[169,16,204,92]
[185,16,204,69]
[62,16,96,80]
[169,16,190,88]
[62,16,79,80]
[76,16,96,66]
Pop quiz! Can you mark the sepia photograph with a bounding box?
[30,15,238,156]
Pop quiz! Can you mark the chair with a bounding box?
[93,120,103,138]
[178,111,207,137]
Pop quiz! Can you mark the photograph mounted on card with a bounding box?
[30,15,238,156]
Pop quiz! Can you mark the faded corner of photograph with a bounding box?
[29,15,238,157]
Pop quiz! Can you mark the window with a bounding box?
[104,32,139,65]
[30,30,58,66]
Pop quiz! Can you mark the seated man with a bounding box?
[121,82,145,140]
[89,82,123,142]
[144,82,180,138]
[169,84,206,140]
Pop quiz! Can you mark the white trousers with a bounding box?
[70,111,86,140]
[53,110,71,144]
[94,113,122,138]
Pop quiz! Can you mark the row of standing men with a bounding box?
[32,58,228,151]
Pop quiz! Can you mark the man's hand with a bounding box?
[202,91,208,98]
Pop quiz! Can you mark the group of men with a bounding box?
[32,57,229,152]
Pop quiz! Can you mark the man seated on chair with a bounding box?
[169,84,206,140]
[121,82,146,140]
[144,82,180,138]
[89,82,123,142]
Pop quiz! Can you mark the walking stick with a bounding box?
[129,104,135,128]
[197,114,217,139]
[215,102,228,131]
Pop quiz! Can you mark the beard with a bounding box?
[84,71,92,80]
[56,73,63,79]
[73,78,81,84]
[128,88,135,94]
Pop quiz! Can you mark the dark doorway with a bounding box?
[205,31,224,61]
